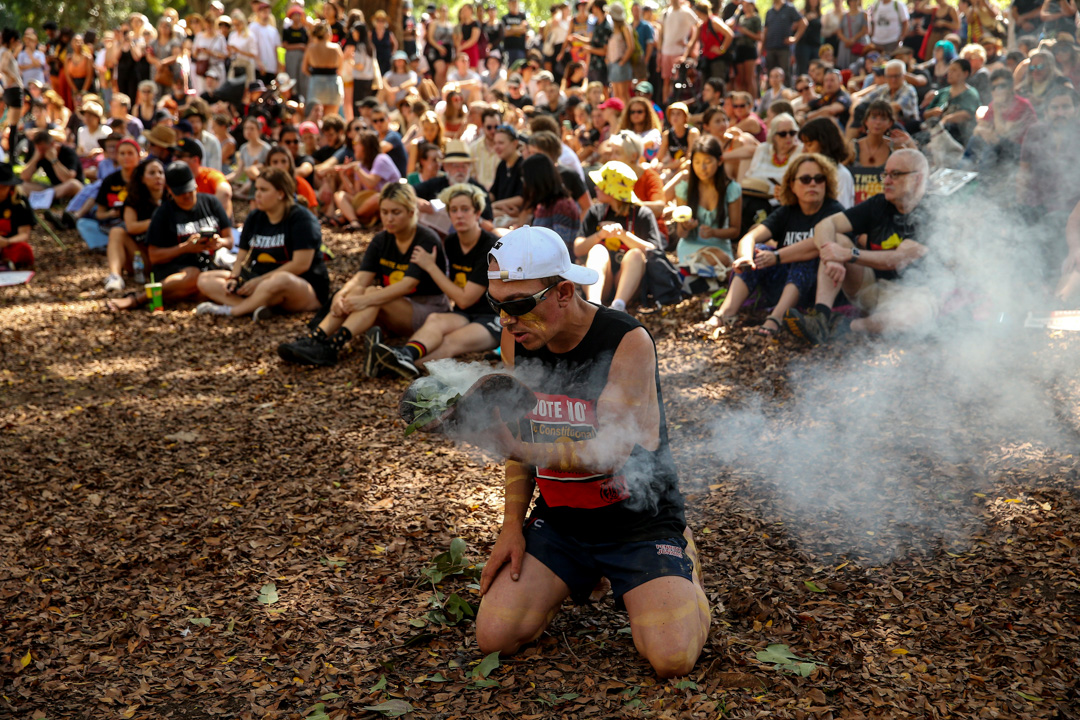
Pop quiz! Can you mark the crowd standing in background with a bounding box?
[2,0,1080,679]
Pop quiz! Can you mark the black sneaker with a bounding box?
[43,210,64,231]
[379,347,420,380]
[62,211,77,230]
[277,333,338,366]
[784,308,832,346]
[363,327,383,378]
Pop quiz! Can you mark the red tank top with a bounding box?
[700,16,726,59]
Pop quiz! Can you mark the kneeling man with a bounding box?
[475,226,710,678]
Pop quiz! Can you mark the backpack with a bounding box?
[630,25,643,66]
[640,248,689,306]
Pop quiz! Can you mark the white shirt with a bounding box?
[17,48,46,86]
[200,130,223,172]
[869,0,909,45]
[470,135,501,190]
[77,125,110,156]
[248,22,281,72]
[660,6,698,56]
[228,31,258,64]
[837,164,854,208]
[559,143,586,183]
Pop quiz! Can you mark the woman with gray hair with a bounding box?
[742,112,803,201]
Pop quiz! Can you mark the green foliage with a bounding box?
[755,643,825,677]
[0,0,174,34]
[419,538,482,626]
[403,387,461,436]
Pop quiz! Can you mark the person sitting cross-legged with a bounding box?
[785,148,934,345]
[195,168,330,320]
[702,153,844,337]
[0,165,35,270]
[103,157,166,294]
[370,183,500,379]
[573,161,664,313]
[277,182,449,367]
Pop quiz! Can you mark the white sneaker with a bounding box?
[214,247,237,270]
[195,301,230,316]
[104,274,125,293]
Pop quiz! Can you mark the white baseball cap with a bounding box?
[488,226,599,286]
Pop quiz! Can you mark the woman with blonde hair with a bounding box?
[703,152,843,337]
[617,96,663,161]
[277,182,449,368]
[304,22,345,118]
[407,111,445,173]
[191,12,227,95]
[370,182,500,378]
[227,10,258,84]
[196,167,329,319]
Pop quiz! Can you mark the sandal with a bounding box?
[756,316,781,337]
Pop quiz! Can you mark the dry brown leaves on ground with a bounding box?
[1,226,1078,720]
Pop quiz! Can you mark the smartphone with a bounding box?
[199,230,217,241]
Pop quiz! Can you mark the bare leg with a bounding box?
[475,553,571,656]
[767,283,803,324]
[623,574,711,678]
[713,274,751,319]
[334,190,359,223]
[106,227,137,277]
[418,322,499,364]
[613,247,647,306]
[407,312,471,358]
[162,266,204,302]
[585,244,614,304]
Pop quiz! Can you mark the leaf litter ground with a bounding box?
[2,227,1079,719]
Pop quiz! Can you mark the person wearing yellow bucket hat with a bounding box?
[573,160,664,312]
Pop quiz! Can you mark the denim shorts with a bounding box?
[524,516,694,608]
[307,74,344,106]
[607,60,633,83]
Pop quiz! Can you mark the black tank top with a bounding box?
[513,306,686,543]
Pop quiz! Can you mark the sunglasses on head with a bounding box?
[486,283,559,316]
[797,173,826,185]
[775,129,798,138]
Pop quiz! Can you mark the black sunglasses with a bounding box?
[731,103,748,108]
[486,283,559,316]
[796,173,826,185]
[775,129,798,138]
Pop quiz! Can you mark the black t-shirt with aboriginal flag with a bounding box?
[843,193,929,281]
[96,170,129,228]
[239,205,328,286]
[148,194,233,259]
[0,195,34,238]
[359,224,447,296]
[444,228,497,316]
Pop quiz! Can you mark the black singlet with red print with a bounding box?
[513,305,686,544]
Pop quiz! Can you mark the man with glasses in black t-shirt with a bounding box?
[786,149,934,345]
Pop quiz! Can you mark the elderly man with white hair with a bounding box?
[850,59,921,130]
[783,148,935,345]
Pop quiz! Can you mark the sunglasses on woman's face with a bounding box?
[486,283,559,316]
[630,109,645,115]
[796,173,826,185]
[1032,63,1047,70]
[775,129,798,138]
[796,85,809,92]
[731,103,748,109]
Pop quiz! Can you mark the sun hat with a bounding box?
[298,121,319,136]
[667,101,690,118]
[443,140,473,162]
[609,3,626,22]
[588,160,640,203]
[488,226,599,286]
[145,124,179,149]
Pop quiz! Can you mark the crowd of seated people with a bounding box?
[1,0,1079,358]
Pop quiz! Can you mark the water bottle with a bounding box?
[133,252,146,284]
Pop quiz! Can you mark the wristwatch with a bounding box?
[849,247,861,263]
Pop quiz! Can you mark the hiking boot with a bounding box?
[278,328,338,366]
[379,347,421,380]
[785,308,832,346]
[363,327,383,378]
